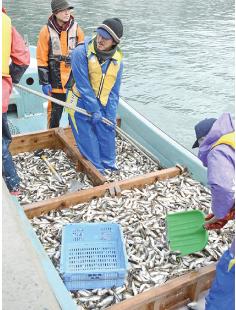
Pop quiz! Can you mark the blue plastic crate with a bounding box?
[60,222,128,290]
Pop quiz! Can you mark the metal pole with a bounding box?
[14,83,112,125]
[14,84,160,165]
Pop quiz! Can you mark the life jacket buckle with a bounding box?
[51,55,71,66]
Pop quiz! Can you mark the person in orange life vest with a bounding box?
[192,113,235,310]
[36,0,84,128]
[2,7,30,195]
[67,18,124,173]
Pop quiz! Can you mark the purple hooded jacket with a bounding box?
[198,112,235,255]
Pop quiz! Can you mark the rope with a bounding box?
[13,84,160,165]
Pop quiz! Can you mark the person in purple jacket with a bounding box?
[192,112,235,310]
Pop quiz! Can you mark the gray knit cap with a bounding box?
[51,0,74,13]
[97,18,123,44]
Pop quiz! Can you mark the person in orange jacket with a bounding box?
[36,0,84,128]
[2,7,30,195]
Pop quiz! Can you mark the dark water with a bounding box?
[3,0,234,151]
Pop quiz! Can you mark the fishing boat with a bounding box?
[4,46,220,310]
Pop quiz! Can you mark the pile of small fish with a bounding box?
[30,173,234,310]
[104,135,160,182]
[13,149,93,204]
[13,134,160,204]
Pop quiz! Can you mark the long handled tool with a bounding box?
[35,149,64,183]
[14,84,113,126]
[35,149,84,191]
[14,83,160,166]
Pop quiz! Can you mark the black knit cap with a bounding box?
[51,0,74,13]
[97,18,123,44]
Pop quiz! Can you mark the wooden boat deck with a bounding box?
[5,126,216,309]
[10,127,182,217]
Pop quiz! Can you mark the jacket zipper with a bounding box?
[97,73,105,100]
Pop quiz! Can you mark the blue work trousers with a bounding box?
[205,249,235,310]
[69,111,116,174]
[2,113,20,191]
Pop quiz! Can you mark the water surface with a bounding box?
[3,0,234,150]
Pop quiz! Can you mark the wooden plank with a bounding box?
[63,126,76,144]
[136,297,159,310]
[108,264,216,310]
[116,115,121,127]
[167,299,191,310]
[10,128,63,155]
[136,295,191,310]
[24,182,110,219]
[24,167,181,218]
[188,271,212,301]
[136,297,160,310]
[159,288,190,310]
[55,128,107,186]
[118,167,181,190]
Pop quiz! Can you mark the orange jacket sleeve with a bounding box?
[36,25,50,84]
[37,25,50,67]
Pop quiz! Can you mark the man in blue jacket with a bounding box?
[193,112,235,310]
[67,18,123,173]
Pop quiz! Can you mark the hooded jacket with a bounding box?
[198,112,235,220]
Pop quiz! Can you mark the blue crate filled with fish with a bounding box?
[60,222,128,290]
